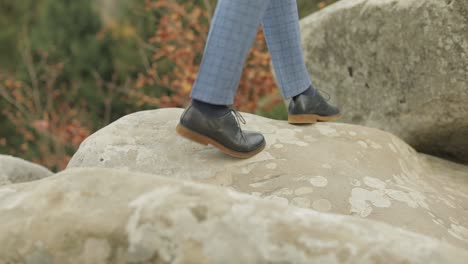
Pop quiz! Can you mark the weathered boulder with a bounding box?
[68,108,468,249]
[1,167,467,263]
[0,154,52,186]
[298,0,468,163]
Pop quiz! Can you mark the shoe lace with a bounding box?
[229,108,247,143]
[317,88,331,101]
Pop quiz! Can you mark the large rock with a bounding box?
[299,0,468,163]
[68,108,468,249]
[0,154,52,186]
[1,167,467,263]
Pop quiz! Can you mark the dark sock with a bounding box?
[293,85,316,100]
[191,99,230,117]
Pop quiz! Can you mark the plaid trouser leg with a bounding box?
[190,0,311,105]
[261,0,312,99]
[190,0,271,105]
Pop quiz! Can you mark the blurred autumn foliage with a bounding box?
[0,52,91,169]
[0,0,337,171]
[134,0,280,112]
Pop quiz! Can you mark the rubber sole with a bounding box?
[176,123,265,159]
[288,113,342,124]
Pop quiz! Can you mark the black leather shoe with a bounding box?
[176,103,266,158]
[288,91,341,124]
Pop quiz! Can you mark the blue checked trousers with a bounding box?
[190,0,312,105]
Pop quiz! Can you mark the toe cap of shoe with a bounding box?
[329,105,341,116]
[244,131,265,151]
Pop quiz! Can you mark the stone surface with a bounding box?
[1,167,468,263]
[0,154,52,186]
[68,108,468,249]
[298,0,468,163]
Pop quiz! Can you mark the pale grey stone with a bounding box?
[0,155,52,186]
[0,167,467,263]
[297,0,468,163]
[67,108,468,249]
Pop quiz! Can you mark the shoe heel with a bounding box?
[288,114,318,124]
[176,123,209,145]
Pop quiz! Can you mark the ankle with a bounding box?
[191,99,230,117]
[293,85,316,100]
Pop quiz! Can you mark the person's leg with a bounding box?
[261,0,313,100]
[261,0,340,124]
[179,0,270,159]
[189,0,271,106]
